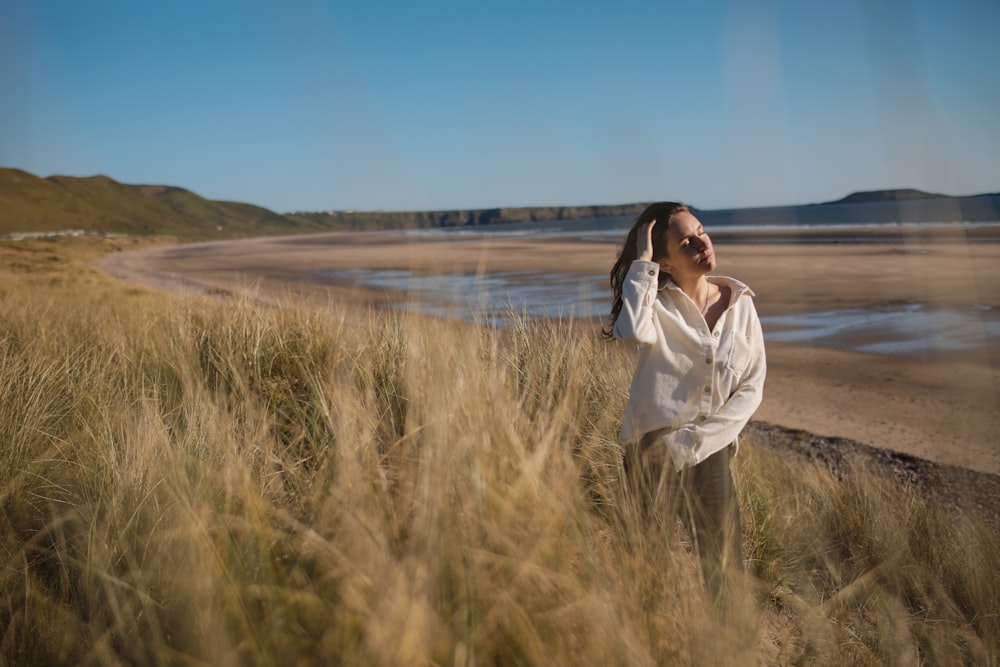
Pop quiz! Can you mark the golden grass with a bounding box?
[1,238,997,665]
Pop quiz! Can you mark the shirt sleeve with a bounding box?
[664,300,767,470]
[612,260,660,346]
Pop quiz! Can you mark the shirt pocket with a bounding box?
[723,331,752,377]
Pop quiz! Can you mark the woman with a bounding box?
[607,201,766,603]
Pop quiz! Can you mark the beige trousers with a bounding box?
[623,429,744,604]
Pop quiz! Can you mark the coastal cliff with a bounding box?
[286,203,650,231]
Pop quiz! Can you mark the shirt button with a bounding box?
[705,358,712,364]
[698,415,707,422]
[713,331,721,338]
[647,270,655,276]
[703,386,711,394]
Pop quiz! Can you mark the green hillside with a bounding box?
[0,168,320,239]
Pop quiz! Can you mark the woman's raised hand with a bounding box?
[637,219,656,262]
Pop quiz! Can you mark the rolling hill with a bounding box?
[0,168,320,239]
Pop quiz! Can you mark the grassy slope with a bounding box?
[0,168,322,239]
[0,237,997,665]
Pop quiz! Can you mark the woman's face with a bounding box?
[660,211,716,278]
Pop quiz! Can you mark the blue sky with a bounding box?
[2,0,998,213]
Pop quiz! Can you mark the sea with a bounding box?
[316,216,1000,358]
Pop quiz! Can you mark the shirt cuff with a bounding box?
[630,260,660,279]
[665,427,700,472]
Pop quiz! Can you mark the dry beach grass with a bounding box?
[0,236,998,664]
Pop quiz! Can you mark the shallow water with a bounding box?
[316,268,609,320]
[760,303,1000,356]
[316,268,1000,357]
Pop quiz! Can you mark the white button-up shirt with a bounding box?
[613,260,766,470]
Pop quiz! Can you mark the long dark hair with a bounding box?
[604,202,688,339]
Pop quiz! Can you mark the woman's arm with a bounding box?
[613,221,660,345]
[664,303,767,469]
[612,260,660,345]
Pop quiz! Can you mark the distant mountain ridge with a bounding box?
[290,187,1000,230]
[1,168,997,238]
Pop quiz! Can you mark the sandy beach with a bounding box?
[95,230,1000,475]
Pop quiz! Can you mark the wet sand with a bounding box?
[95,231,1000,475]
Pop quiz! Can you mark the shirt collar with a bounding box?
[660,274,755,298]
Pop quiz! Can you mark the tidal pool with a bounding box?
[317,268,1000,357]
[316,269,609,321]
[760,303,1000,356]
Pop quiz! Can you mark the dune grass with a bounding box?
[0,238,997,665]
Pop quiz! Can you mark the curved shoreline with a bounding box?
[94,231,1000,477]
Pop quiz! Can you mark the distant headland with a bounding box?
[828,188,950,204]
[1,167,997,240]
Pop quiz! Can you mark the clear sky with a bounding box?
[2,0,998,213]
